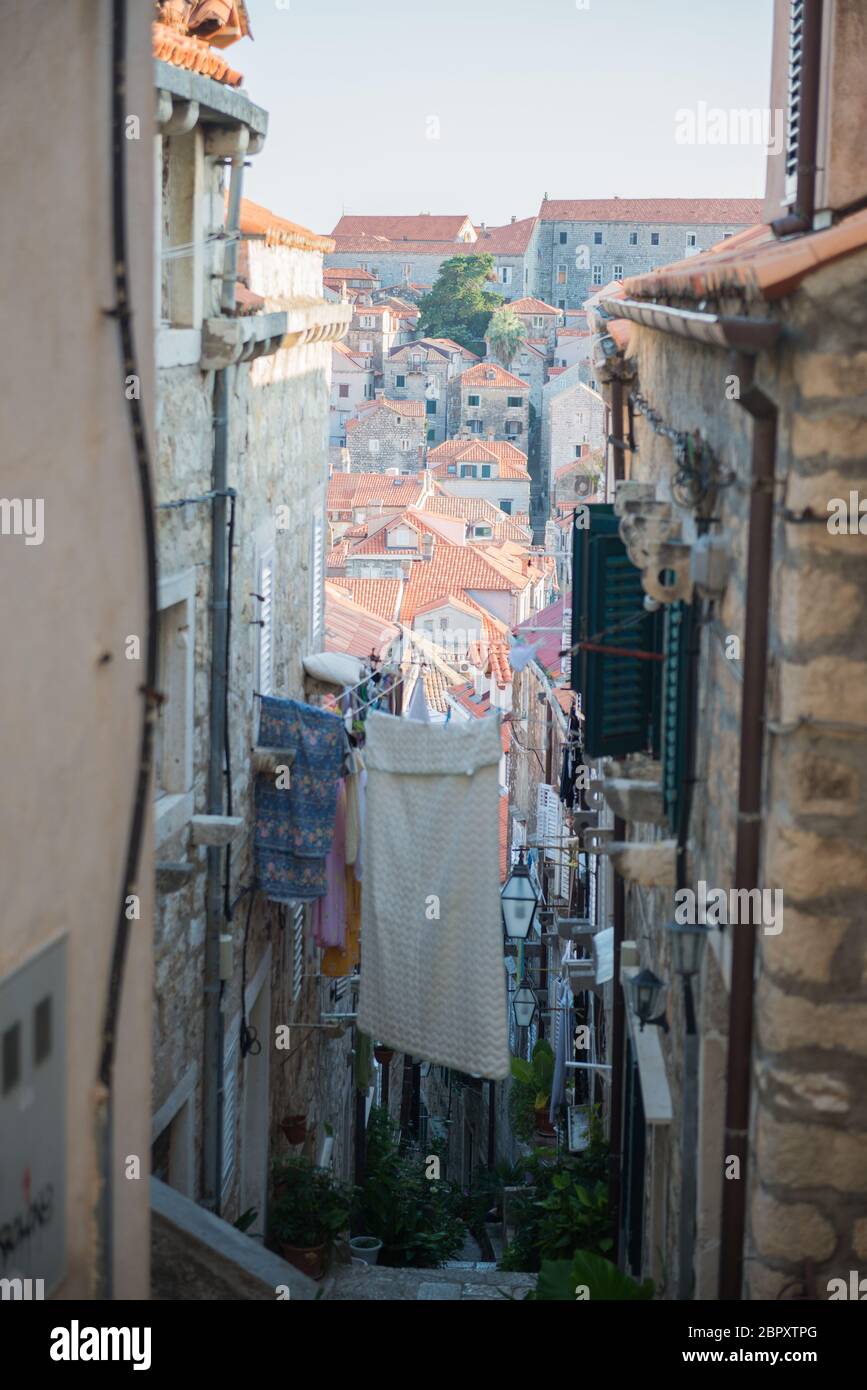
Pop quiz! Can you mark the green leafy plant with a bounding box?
[531,1251,655,1301]
[355,1107,465,1268]
[485,307,527,369]
[233,1206,258,1234]
[416,255,503,356]
[497,1127,612,1273]
[537,1176,613,1261]
[510,1038,555,1125]
[269,1156,355,1250]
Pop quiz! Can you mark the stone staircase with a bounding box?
[326,1261,536,1301]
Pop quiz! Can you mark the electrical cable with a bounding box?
[95,0,160,1301]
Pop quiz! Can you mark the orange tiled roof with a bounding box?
[352,397,426,419]
[324,581,401,661]
[473,216,538,255]
[509,296,560,316]
[421,495,532,540]
[460,363,528,390]
[621,210,867,304]
[328,579,403,623]
[327,473,426,510]
[153,20,244,85]
[427,438,530,480]
[539,197,763,225]
[324,266,379,281]
[346,511,458,556]
[331,214,474,242]
[239,198,334,255]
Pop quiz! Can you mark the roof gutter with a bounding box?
[599,296,781,352]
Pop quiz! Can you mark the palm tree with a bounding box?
[485,307,527,370]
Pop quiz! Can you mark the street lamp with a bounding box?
[512,978,538,1028]
[500,851,540,940]
[628,967,669,1032]
[668,921,708,979]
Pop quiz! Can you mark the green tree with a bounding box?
[486,306,527,369]
[417,254,503,356]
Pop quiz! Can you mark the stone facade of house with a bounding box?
[346,303,397,374]
[540,370,606,507]
[345,399,427,473]
[152,68,356,1245]
[532,199,762,309]
[385,339,472,444]
[449,366,530,444]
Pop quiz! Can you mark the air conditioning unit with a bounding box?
[458,661,472,673]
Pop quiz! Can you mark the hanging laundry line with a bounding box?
[353,661,425,716]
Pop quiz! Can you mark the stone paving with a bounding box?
[327,1262,536,1301]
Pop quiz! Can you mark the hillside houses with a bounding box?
[426,438,532,516]
[448,362,530,443]
[344,396,427,472]
[384,337,479,444]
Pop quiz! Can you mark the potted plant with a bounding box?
[374,1044,395,1066]
[279,1113,308,1145]
[269,1157,355,1281]
[510,1039,556,1137]
[349,1234,383,1265]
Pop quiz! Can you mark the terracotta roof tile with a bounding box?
[472,216,538,255]
[460,363,528,390]
[324,582,401,661]
[328,579,403,623]
[539,197,763,225]
[331,214,474,242]
[352,397,426,418]
[323,266,379,281]
[621,210,867,303]
[508,296,561,315]
[153,21,244,85]
[427,438,530,479]
[327,473,426,510]
[239,198,334,254]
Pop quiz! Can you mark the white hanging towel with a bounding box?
[358,711,510,1079]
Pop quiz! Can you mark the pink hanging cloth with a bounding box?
[313,779,347,950]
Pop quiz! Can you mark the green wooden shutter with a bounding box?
[661,602,694,829]
[571,504,662,759]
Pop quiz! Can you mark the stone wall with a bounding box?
[345,405,426,473]
[533,218,753,310]
[450,382,530,443]
[606,241,867,1299]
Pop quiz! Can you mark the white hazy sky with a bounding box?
[237,0,774,236]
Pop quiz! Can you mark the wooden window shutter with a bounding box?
[571,504,662,759]
[661,602,695,830]
[784,0,805,205]
[221,1034,238,1199]
[310,518,324,644]
[292,903,304,1003]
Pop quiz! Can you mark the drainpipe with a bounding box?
[202,153,245,1213]
[608,816,626,1256]
[772,0,823,239]
[718,353,777,1299]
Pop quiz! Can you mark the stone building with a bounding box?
[0,0,155,1301]
[575,0,867,1301]
[427,438,532,517]
[346,302,397,374]
[489,339,548,419]
[344,397,427,472]
[152,26,355,1261]
[506,296,563,356]
[330,342,374,445]
[540,369,606,510]
[385,337,478,444]
[449,363,530,444]
[532,197,763,311]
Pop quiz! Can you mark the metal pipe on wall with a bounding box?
[608,815,626,1253]
[718,355,778,1299]
[202,154,245,1212]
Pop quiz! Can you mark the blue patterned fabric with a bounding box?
[254,697,345,903]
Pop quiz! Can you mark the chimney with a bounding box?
[511,214,516,224]
[421,533,434,561]
[487,431,496,441]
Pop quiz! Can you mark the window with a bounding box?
[468,420,483,434]
[499,498,513,515]
[612,264,623,279]
[505,420,522,436]
[499,266,513,284]
[686,233,697,247]
[426,398,437,415]
[575,444,584,457]
[447,463,457,474]
[368,438,381,455]
[396,373,406,387]
[400,437,412,451]
[629,231,638,246]
[558,299,566,309]
[557,265,567,285]
[481,464,491,478]
[559,231,567,244]
[338,383,349,398]
[360,339,372,352]
[427,428,436,442]
[520,353,529,366]
[360,315,374,328]
[154,572,195,841]
[594,231,603,244]
[650,232,660,246]
[467,394,480,407]
[402,263,412,278]
[507,395,523,408]
[592,264,603,285]
[473,524,493,538]
[460,465,477,478]
[257,552,274,697]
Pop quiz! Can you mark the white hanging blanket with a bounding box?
[357,712,510,1079]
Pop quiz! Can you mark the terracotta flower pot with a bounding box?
[534,1110,556,1137]
[281,1241,328,1281]
[280,1114,308,1145]
[374,1046,394,1066]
